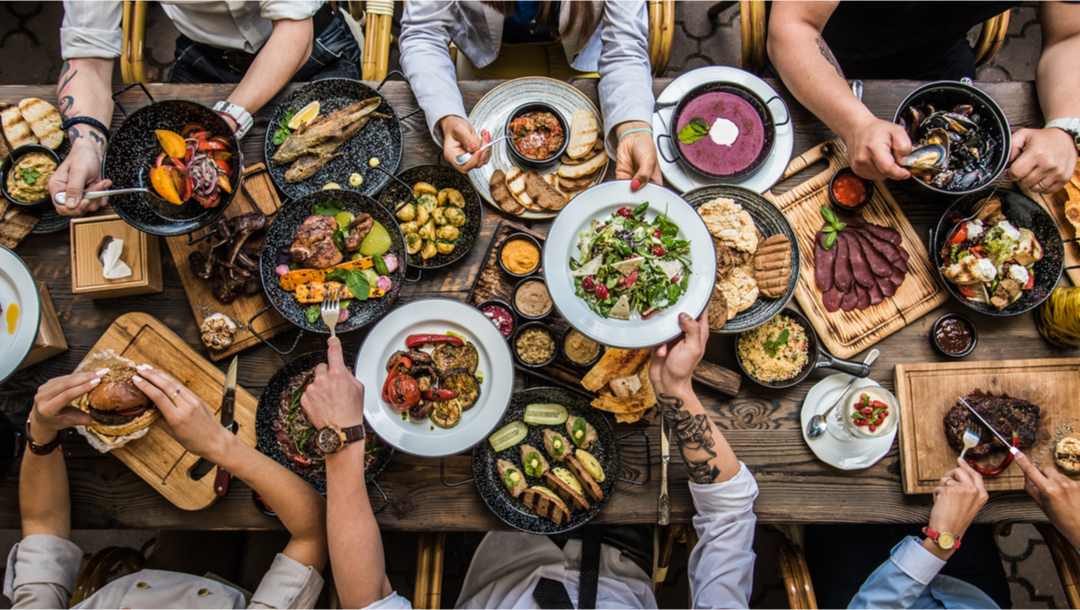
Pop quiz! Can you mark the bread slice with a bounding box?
[520,485,571,525]
[543,469,589,510]
[557,151,606,179]
[505,167,537,209]
[752,234,792,298]
[1,104,37,149]
[566,455,604,502]
[18,98,62,150]
[566,109,599,160]
[525,170,567,211]
[489,169,524,216]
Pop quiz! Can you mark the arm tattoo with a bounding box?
[66,126,105,151]
[815,35,844,79]
[57,61,79,120]
[659,393,722,483]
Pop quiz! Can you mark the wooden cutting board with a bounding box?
[765,141,948,359]
[165,163,289,361]
[1023,177,1080,286]
[895,357,1080,494]
[74,312,258,510]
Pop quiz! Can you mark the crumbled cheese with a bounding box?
[997,220,1021,241]
[611,256,644,275]
[965,219,984,240]
[973,257,998,282]
[657,259,684,281]
[1008,264,1030,285]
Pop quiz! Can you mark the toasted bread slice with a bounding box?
[520,485,571,524]
[525,170,567,211]
[582,348,650,392]
[18,98,62,150]
[566,109,599,160]
[489,169,524,215]
[505,166,538,209]
[752,234,792,298]
[543,469,590,510]
[566,455,604,502]
[557,151,606,179]
[2,104,37,149]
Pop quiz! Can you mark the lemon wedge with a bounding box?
[288,101,320,130]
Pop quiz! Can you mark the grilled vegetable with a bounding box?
[543,429,571,461]
[524,403,569,426]
[566,416,597,449]
[489,421,528,452]
[520,443,550,478]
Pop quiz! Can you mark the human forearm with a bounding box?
[326,443,390,607]
[399,2,466,142]
[20,413,71,538]
[57,58,113,147]
[228,19,313,115]
[1036,36,1080,120]
[660,385,739,484]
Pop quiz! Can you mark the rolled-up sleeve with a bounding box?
[61,0,122,59]
[361,591,413,609]
[597,0,654,148]
[398,1,468,146]
[259,1,322,22]
[249,553,325,609]
[849,537,944,609]
[687,462,759,609]
[4,534,82,609]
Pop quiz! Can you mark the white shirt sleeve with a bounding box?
[398,0,468,146]
[360,591,413,609]
[258,1,322,22]
[597,0,654,149]
[4,534,82,609]
[686,462,759,609]
[61,0,122,59]
[248,553,325,609]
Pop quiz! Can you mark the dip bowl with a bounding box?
[504,102,569,170]
[1,144,61,208]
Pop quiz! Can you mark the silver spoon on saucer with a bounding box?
[53,187,149,207]
[806,348,880,439]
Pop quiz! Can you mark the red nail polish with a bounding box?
[631,178,641,190]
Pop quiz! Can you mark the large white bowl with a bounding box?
[0,247,39,383]
[542,181,716,348]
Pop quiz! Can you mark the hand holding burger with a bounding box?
[29,371,106,444]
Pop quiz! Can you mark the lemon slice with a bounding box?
[288,101,320,130]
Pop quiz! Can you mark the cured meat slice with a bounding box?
[859,228,909,273]
[822,286,843,312]
[889,268,906,289]
[868,281,884,305]
[876,274,897,298]
[844,233,875,288]
[855,283,871,309]
[851,230,894,277]
[833,233,852,292]
[840,289,859,311]
[814,232,836,291]
[851,219,902,246]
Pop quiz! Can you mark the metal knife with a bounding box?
[960,396,1020,455]
[213,357,239,496]
[658,415,670,526]
[189,357,239,480]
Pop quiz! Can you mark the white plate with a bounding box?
[542,181,716,348]
[466,77,608,220]
[356,298,514,457]
[652,66,793,194]
[0,247,39,384]
[801,373,898,470]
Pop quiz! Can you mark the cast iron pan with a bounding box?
[376,164,483,274]
[105,100,242,236]
[472,386,619,535]
[931,188,1064,317]
[683,184,799,333]
[734,308,870,389]
[256,350,393,494]
[264,78,402,201]
[259,189,405,334]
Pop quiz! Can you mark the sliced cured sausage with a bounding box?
[844,233,875,288]
[868,281,884,305]
[855,283,871,309]
[851,219,902,246]
[876,274,897,298]
[833,233,853,292]
[851,230,893,278]
[823,286,843,312]
[814,232,836,292]
[840,288,859,311]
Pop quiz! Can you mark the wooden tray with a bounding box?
[468,221,741,397]
[895,356,1080,494]
[165,163,290,361]
[765,141,947,359]
[1024,178,1080,286]
[74,312,258,510]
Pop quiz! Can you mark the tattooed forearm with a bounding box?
[659,393,722,483]
[815,36,844,79]
[66,126,105,151]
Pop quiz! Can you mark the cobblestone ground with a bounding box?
[0,2,1067,608]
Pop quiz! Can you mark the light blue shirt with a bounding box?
[849,536,999,609]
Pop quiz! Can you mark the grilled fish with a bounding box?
[272,97,381,164]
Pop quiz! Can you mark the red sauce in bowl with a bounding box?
[509,111,565,161]
[831,172,869,208]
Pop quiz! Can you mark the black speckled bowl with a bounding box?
[256,351,394,494]
[376,164,483,271]
[259,189,406,334]
[264,79,402,201]
[472,386,619,535]
[105,100,241,236]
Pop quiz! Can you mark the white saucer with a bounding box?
[652,66,793,194]
[801,373,898,470]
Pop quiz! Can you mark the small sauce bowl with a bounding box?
[511,321,558,368]
[476,298,517,339]
[930,313,977,358]
[512,276,553,321]
[1,144,61,208]
[497,232,543,278]
[828,167,874,211]
[504,102,569,170]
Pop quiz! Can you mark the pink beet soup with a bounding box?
[675,91,766,177]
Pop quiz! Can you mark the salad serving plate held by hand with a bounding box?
[543,181,716,348]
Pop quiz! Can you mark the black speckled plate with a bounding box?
[264,79,402,201]
[683,184,800,333]
[472,386,619,535]
[932,188,1063,317]
[376,165,483,271]
[104,100,242,236]
[255,351,393,494]
[259,189,406,334]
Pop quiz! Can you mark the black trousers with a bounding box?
[804,524,1012,608]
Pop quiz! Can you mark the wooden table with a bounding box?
[0,79,1063,531]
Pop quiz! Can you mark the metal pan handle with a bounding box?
[814,345,872,378]
[369,479,391,515]
[246,305,304,360]
[439,457,474,488]
[112,82,155,118]
[656,133,679,164]
[404,265,423,283]
[763,95,791,128]
[375,69,407,92]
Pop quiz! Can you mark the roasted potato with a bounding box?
[436,225,460,241]
[414,204,430,226]
[438,188,465,207]
[418,220,436,241]
[413,181,437,198]
[396,202,416,222]
[417,193,437,209]
[431,207,447,226]
[420,241,437,260]
[399,221,418,235]
[444,207,466,227]
[406,233,423,254]
[436,240,456,255]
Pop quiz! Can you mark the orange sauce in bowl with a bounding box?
[6,302,19,335]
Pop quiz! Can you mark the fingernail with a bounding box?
[132,375,144,383]
[95,368,110,377]
[89,377,101,386]
[631,178,641,190]
[136,364,152,371]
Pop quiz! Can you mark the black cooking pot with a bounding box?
[892,80,1010,197]
[658,82,787,181]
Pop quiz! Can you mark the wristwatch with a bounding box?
[315,423,365,455]
[212,100,253,139]
[1046,118,1080,151]
[922,526,961,551]
[25,420,62,456]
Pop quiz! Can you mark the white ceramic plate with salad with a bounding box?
[543,181,716,348]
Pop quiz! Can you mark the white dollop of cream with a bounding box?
[708,117,740,146]
[1008,264,1030,285]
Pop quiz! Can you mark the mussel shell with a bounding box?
[900,143,949,171]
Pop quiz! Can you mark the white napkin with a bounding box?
[99,237,132,280]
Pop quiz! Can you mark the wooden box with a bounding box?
[18,282,67,370]
[70,214,162,298]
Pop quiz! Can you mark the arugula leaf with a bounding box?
[677,118,709,145]
[313,201,344,217]
[632,201,650,218]
[326,268,370,301]
[763,328,790,357]
[373,254,389,276]
[271,110,295,146]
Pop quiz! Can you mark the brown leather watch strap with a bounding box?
[342,424,366,444]
[25,420,62,455]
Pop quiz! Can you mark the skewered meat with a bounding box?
[343,213,374,251]
[943,390,1040,458]
[188,212,267,303]
[290,215,342,268]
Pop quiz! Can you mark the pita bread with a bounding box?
[18,98,62,150]
[557,151,607,179]
[525,170,567,211]
[1,104,37,149]
[558,174,598,191]
[698,197,758,253]
[566,109,599,160]
[582,348,650,392]
[489,169,524,215]
[707,287,729,331]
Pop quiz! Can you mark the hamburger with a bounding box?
[78,352,158,438]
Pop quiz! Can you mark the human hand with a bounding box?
[841,115,912,182]
[926,458,988,556]
[615,121,662,191]
[300,337,365,431]
[1015,450,1080,547]
[29,370,106,442]
[439,115,491,173]
[649,312,708,397]
[1008,127,1078,194]
[48,134,110,216]
[132,366,231,462]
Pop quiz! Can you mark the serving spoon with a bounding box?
[806,348,880,439]
[454,135,507,167]
[53,187,149,207]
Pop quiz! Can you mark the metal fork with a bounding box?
[958,421,981,460]
[320,294,341,338]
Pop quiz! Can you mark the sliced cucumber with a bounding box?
[488,421,528,452]
[524,403,568,426]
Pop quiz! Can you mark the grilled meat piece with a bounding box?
[943,390,1040,458]
[273,98,381,164]
[343,212,374,251]
[290,215,342,268]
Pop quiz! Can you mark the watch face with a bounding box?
[938,532,956,550]
[316,427,342,455]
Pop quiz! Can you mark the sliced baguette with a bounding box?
[557,151,606,179]
[566,109,599,160]
[1,104,37,149]
[18,98,62,150]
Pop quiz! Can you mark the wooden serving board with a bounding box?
[1023,166,1080,286]
[165,163,290,361]
[75,312,258,510]
[895,357,1080,495]
[765,141,948,359]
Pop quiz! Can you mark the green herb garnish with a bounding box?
[763,328,790,357]
[304,304,321,325]
[819,205,847,250]
[271,110,295,146]
[372,254,389,275]
[677,118,709,145]
[326,268,370,301]
[19,167,41,185]
[313,201,344,217]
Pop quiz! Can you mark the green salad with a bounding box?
[569,202,691,319]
